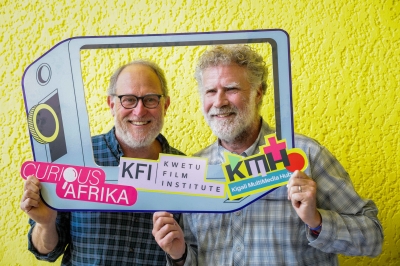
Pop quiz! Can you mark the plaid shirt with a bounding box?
[176,119,383,266]
[28,127,184,265]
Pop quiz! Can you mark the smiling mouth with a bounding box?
[129,120,150,126]
[213,112,234,118]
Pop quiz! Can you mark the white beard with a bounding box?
[114,115,163,149]
[204,97,258,143]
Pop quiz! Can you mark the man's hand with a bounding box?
[20,175,57,225]
[152,212,186,262]
[20,175,59,254]
[287,170,321,229]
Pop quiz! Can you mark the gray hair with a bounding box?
[107,59,168,96]
[194,45,267,94]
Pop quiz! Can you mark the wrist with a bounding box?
[305,211,322,236]
[168,243,187,263]
[306,211,322,229]
[306,217,322,236]
[307,222,322,231]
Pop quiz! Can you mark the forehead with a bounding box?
[201,64,249,89]
[116,64,162,94]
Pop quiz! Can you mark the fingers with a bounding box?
[20,176,42,212]
[21,189,41,205]
[285,171,320,226]
[290,185,303,199]
[153,212,174,228]
[152,212,178,236]
[153,211,173,222]
[287,171,313,200]
[154,221,181,242]
[152,211,184,253]
[288,187,304,208]
[24,175,41,192]
[287,170,309,184]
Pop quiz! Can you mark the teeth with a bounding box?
[131,121,148,125]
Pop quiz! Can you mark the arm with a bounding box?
[288,142,383,256]
[31,221,58,254]
[21,176,70,261]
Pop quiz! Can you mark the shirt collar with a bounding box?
[104,127,123,158]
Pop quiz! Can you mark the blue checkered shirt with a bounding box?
[176,119,383,266]
[28,127,184,265]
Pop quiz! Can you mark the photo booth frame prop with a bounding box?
[21,29,294,212]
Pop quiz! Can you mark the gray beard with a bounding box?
[114,116,163,149]
[205,103,258,144]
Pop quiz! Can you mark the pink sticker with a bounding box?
[55,180,137,206]
[21,161,137,206]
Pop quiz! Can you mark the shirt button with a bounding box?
[236,246,241,252]
[235,211,241,216]
[129,248,134,252]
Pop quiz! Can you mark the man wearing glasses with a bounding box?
[21,60,184,265]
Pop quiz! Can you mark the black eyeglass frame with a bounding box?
[112,94,164,109]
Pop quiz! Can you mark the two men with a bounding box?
[21,45,383,265]
[20,60,184,265]
[153,45,383,265]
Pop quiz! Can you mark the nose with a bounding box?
[213,90,229,108]
[131,99,148,117]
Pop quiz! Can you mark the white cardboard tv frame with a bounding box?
[22,29,294,212]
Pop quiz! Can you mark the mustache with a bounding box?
[208,106,237,116]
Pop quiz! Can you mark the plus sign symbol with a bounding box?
[263,136,306,173]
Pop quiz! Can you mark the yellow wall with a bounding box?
[1,0,399,265]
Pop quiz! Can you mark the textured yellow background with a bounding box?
[1,0,399,265]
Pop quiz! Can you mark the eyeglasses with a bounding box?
[113,94,164,109]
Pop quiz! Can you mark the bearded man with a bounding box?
[152,45,383,266]
[21,60,184,265]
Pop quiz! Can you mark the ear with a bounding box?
[107,95,116,116]
[255,84,263,105]
[163,96,171,115]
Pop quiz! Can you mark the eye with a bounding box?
[145,97,157,104]
[123,96,136,103]
[226,87,239,94]
[205,89,217,95]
